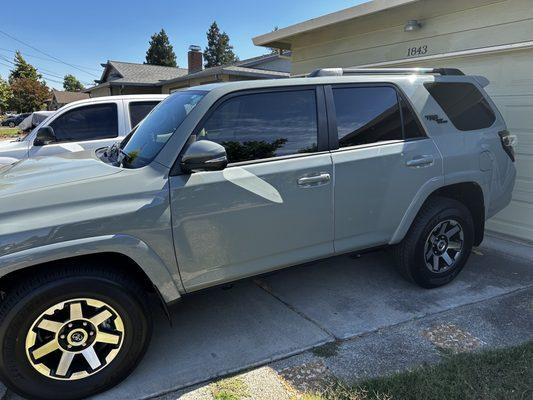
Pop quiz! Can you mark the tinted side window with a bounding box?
[424,82,496,131]
[50,103,118,142]
[129,101,160,128]
[333,87,402,147]
[199,90,318,163]
[400,97,425,139]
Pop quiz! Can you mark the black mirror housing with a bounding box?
[34,126,56,146]
[180,140,228,173]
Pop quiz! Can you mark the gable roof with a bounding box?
[52,90,90,104]
[85,60,189,93]
[104,61,188,84]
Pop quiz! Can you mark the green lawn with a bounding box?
[313,341,532,400]
[0,127,20,138]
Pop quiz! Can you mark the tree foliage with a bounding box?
[145,29,177,67]
[8,51,41,83]
[63,74,84,92]
[9,78,50,113]
[6,52,49,112]
[204,21,238,68]
[0,76,13,112]
[222,139,287,163]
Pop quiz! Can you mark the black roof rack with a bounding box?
[308,67,465,77]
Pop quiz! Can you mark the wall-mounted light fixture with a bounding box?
[404,20,422,32]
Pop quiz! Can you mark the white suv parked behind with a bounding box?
[0,95,167,163]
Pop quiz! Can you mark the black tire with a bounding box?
[8,122,15,128]
[393,196,474,288]
[0,266,152,400]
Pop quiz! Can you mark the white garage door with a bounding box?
[401,49,533,241]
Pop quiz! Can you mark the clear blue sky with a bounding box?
[0,0,365,90]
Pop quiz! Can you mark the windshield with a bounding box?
[120,90,207,168]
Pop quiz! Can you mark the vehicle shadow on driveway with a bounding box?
[95,248,533,400]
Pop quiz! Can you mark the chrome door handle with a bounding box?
[406,155,434,168]
[297,173,331,186]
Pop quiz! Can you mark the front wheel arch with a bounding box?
[0,253,173,323]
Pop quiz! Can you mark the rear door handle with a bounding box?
[406,155,434,168]
[297,173,331,186]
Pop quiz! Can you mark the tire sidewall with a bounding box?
[0,276,151,400]
[411,204,474,288]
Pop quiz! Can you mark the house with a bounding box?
[160,47,291,93]
[85,61,188,97]
[48,90,89,111]
[85,47,291,97]
[253,0,533,242]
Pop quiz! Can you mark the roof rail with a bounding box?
[308,67,465,77]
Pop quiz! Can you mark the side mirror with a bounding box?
[34,126,56,146]
[180,140,228,173]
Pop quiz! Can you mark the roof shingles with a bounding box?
[107,61,188,84]
[52,90,90,104]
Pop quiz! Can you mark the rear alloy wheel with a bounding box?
[8,122,15,128]
[394,197,474,288]
[423,219,464,274]
[0,268,152,400]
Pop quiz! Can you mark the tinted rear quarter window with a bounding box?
[424,82,495,131]
[50,103,118,142]
[129,101,160,128]
[400,97,425,139]
[199,90,318,163]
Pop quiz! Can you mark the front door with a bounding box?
[169,87,334,291]
[326,84,443,253]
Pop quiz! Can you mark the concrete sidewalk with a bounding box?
[4,236,533,400]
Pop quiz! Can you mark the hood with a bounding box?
[0,150,121,197]
[0,157,19,166]
[0,138,24,148]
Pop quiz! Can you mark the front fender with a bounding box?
[0,234,182,303]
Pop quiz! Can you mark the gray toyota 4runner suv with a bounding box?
[0,68,516,399]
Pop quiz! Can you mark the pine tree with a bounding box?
[145,29,177,67]
[7,52,49,112]
[8,51,41,83]
[63,74,84,92]
[204,21,238,68]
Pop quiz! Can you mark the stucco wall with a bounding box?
[161,75,231,94]
[110,86,162,96]
[87,86,111,98]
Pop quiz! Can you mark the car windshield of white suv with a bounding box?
[120,90,207,168]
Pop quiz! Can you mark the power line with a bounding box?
[0,47,102,72]
[0,29,100,78]
[0,54,92,86]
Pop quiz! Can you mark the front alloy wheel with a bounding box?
[26,298,125,380]
[0,267,152,400]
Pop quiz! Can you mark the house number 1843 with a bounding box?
[407,45,428,57]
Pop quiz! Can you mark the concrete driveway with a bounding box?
[4,236,533,400]
[87,236,532,400]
